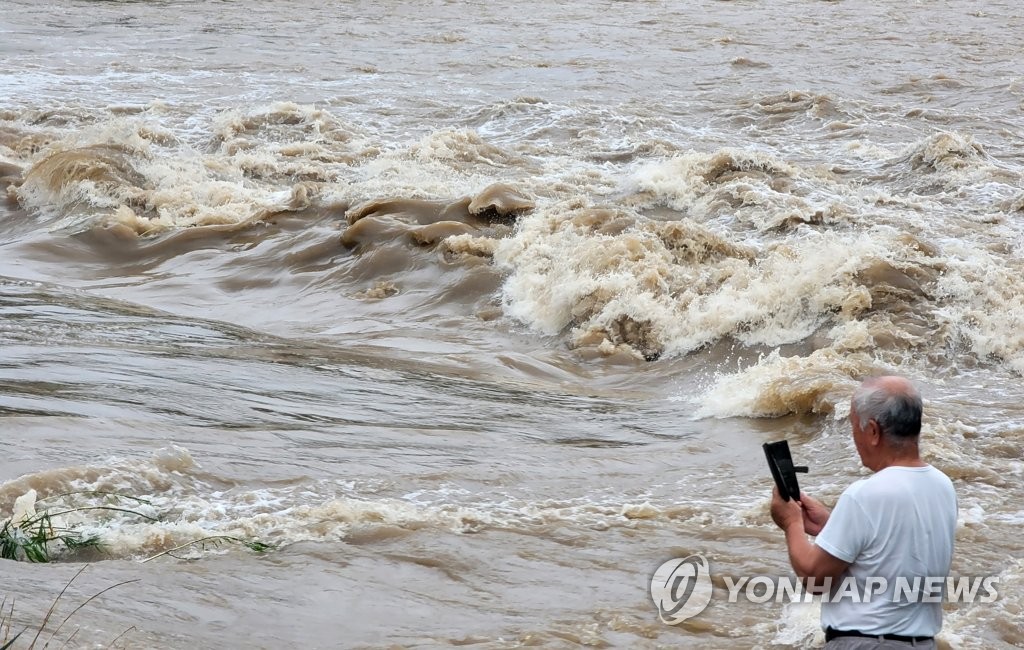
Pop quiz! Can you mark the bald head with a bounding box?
[852,376,923,443]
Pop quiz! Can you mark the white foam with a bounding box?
[0,448,722,561]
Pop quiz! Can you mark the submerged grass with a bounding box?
[141,535,274,563]
[1,490,274,565]
[0,512,104,563]
[0,494,274,646]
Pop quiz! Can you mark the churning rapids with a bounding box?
[1,1,1023,648]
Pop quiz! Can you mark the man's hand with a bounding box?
[771,488,850,582]
[770,487,803,531]
[798,492,830,536]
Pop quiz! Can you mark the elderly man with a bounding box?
[770,376,957,648]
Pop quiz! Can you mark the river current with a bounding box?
[1,1,1022,648]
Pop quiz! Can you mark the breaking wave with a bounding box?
[3,103,1024,417]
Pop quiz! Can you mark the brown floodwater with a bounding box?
[1,0,1022,648]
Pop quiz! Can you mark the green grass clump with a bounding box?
[0,491,157,563]
[0,512,103,563]
[0,491,276,647]
[1,491,274,565]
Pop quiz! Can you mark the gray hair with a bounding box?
[852,377,923,441]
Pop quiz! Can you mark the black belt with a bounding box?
[826,627,933,644]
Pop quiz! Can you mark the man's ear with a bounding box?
[866,419,882,446]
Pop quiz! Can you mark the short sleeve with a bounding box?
[814,488,871,563]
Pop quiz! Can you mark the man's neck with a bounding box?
[875,448,926,470]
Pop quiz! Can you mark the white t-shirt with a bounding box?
[814,465,957,636]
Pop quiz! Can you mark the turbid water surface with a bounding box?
[1,1,1022,647]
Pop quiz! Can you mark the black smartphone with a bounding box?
[763,440,807,502]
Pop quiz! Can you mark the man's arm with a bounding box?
[771,488,849,583]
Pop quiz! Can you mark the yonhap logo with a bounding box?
[650,554,713,624]
[648,554,999,625]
